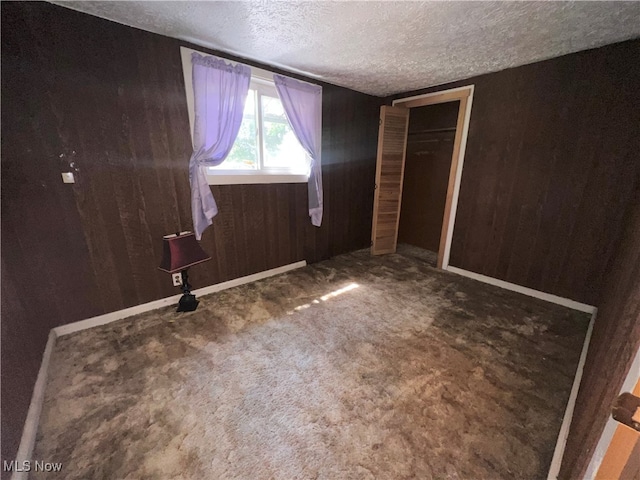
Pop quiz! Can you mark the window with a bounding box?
[211,81,309,176]
[181,47,318,185]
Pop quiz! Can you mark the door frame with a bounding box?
[392,85,474,269]
[582,346,640,479]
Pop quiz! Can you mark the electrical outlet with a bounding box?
[61,172,75,183]
[172,273,182,286]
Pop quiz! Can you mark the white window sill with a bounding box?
[206,173,309,185]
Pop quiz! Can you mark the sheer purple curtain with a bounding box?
[189,53,250,239]
[273,75,323,226]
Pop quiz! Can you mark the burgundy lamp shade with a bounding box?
[158,231,210,273]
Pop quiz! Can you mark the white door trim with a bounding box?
[443,264,599,480]
[582,346,640,480]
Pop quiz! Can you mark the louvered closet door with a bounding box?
[371,105,410,255]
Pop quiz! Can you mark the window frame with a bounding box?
[180,46,315,185]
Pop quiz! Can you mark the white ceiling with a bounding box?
[51,1,640,97]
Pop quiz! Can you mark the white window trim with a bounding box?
[180,46,313,185]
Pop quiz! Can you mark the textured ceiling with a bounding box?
[50,1,640,96]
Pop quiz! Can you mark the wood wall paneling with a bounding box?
[1,1,382,466]
[398,102,458,251]
[388,42,640,477]
[559,184,640,479]
[399,131,455,252]
[406,102,459,132]
[389,39,640,306]
[4,2,639,474]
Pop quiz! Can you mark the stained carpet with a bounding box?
[32,245,589,479]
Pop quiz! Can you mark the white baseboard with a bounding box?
[445,266,596,314]
[12,261,306,474]
[13,258,597,479]
[11,330,58,480]
[53,260,307,337]
[443,266,599,480]
[547,309,597,480]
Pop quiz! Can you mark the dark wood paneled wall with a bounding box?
[406,102,459,131]
[390,40,640,477]
[398,102,458,251]
[1,2,381,464]
[389,39,640,306]
[559,184,640,479]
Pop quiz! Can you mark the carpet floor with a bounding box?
[32,245,590,479]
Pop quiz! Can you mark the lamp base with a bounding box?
[177,293,199,312]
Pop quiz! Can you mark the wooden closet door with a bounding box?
[371,105,410,255]
[595,378,640,480]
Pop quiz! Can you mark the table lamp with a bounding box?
[159,231,211,312]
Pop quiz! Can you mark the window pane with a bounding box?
[261,95,309,172]
[213,90,258,170]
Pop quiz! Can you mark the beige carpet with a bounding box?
[33,245,589,479]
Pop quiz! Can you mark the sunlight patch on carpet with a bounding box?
[291,282,360,313]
